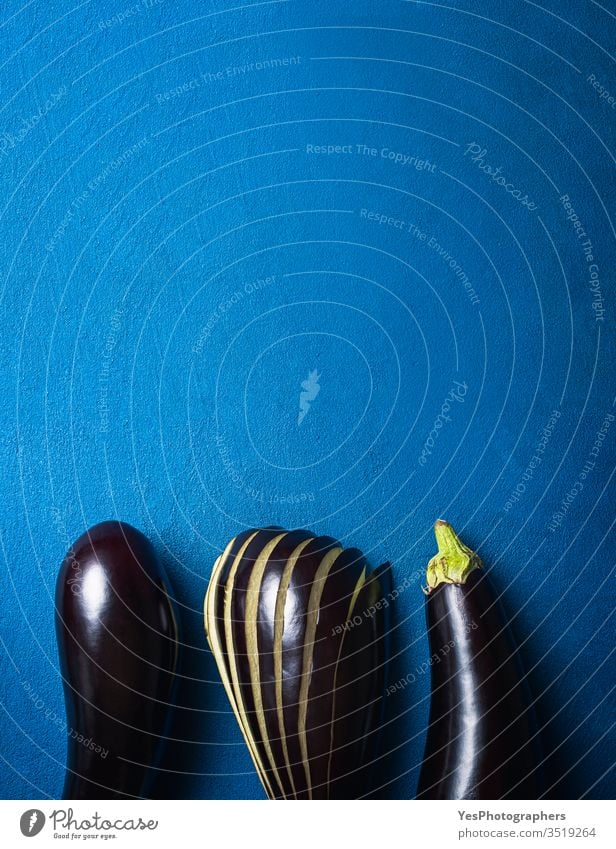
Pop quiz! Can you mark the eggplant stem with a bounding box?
[426,520,482,590]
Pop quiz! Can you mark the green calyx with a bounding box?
[425,520,482,591]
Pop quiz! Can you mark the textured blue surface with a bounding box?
[0,0,614,800]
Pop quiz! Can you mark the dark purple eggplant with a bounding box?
[204,528,390,799]
[417,520,544,799]
[55,521,180,799]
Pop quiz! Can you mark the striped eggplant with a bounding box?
[204,527,390,799]
[55,521,180,799]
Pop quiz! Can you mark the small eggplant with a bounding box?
[417,521,545,799]
[204,528,390,799]
[55,521,180,799]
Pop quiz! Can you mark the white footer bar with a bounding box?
[0,799,612,849]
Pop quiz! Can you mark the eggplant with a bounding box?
[55,521,180,799]
[417,520,545,799]
[204,528,390,799]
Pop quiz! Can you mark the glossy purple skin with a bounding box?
[55,521,179,799]
[417,570,544,800]
[210,528,390,799]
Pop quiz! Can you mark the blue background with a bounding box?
[0,0,614,800]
